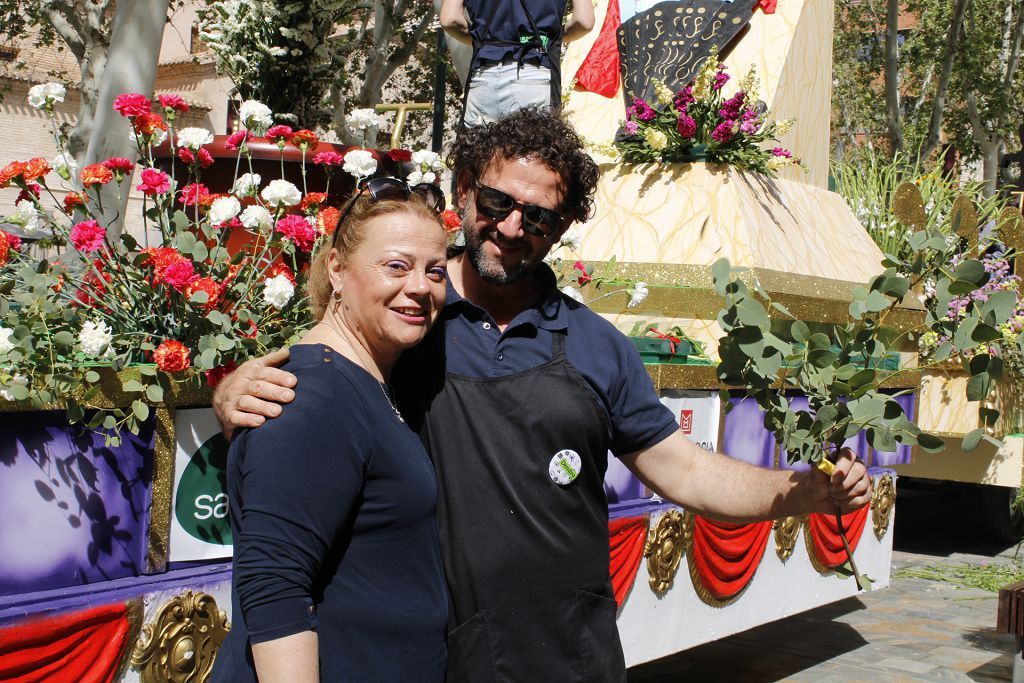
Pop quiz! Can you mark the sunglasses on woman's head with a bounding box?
[473,182,565,238]
[334,176,447,243]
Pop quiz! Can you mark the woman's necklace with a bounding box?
[320,318,405,423]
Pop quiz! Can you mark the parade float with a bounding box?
[0,0,1016,680]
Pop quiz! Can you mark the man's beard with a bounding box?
[464,229,536,285]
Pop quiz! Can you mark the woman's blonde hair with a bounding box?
[308,192,443,320]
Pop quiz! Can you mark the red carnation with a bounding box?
[291,129,319,151]
[204,361,237,389]
[267,262,296,284]
[300,192,328,212]
[63,192,87,213]
[81,163,114,189]
[224,130,254,151]
[6,232,21,252]
[70,219,107,253]
[154,339,191,373]
[133,112,167,136]
[0,161,27,188]
[440,209,462,234]
[197,147,214,168]
[102,156,135,180]
[16,183,42,204]
[573,260,591,285]
[177,147,195,165]
[388,148,413,163]
[113,93,152,119]
[313,151,344,166]
[137,168,170,196]
[317,206,340,235]
[275,214,317,251]
[266,125,293,144]
[161,260,197,291]
[157,93,189,114]
[179,182,211,207]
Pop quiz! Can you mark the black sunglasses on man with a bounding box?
[473,182,566,238]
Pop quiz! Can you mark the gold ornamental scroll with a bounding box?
[644,509,692,593]
[131,590,230,683]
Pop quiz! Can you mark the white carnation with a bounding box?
[342,149,377,180]
[130,127,167,147]
[78,319,114,357]
[261,274,295,309]
[240,205,273,231]
[627,282,649,308]
[11,201,49,236]
[345,108,384,132]
[561,285,585,303]
[260,179,302,207]
[232,172,261,196]
[28,82,66,109]
[209,195,241,225]
[0,326,15,354]
[411,149,444,172]
[560,227,583,251]
[407,169,436,186]
[176,127,214,150]
[239,100,273,134]
[52,151,78,176]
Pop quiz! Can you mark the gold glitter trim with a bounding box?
[871,474,896,540]
[643,509,690,593]
[645,365,920,391]
[773,515,803,562]
[0,368,212,411]
[892,183,928,230]
[131,590,230,683]
[147,406,175,574]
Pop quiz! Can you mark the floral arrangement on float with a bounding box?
[0,86,452,444]
[613,49,799,175]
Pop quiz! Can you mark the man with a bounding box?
[215,107,871,682]
[439,0,594,126]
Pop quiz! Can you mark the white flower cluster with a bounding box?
[209,196,242,225]
[52,152,78,180]
[240,205,273,231]
[78,319,114,357]
[560,285,585,304]
[177,127,215,150]
[346,108,386,132]
[262,274,295,309]
[27,82,66,110]
[239,100,274,134]
[10,201,50,237]
[407,150,445,185]
[627,282,649,308]
[0,326,15,354]
[232,172,262,196]
[261,179,302,207]
[343,149,377,180]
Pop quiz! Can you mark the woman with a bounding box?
[212,179,449,682]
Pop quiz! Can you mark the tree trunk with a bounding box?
[84,0,169,237]
[981,141,1002,198]
[920,0,970,160]
[883,0,903,154]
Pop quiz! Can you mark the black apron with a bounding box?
[459,0,564,129]
[419,331,626,682]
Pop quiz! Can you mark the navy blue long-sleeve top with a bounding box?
[211,344,448,682]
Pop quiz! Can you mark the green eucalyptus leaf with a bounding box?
[122,379,146,393]
[736,298,770,330]
[966,372,993,401]
[146,384,164,403]
[917,432,945,452]
[808,348,838,369]
[132,400,149,421]
[971,322,1003,344]
[980,290,1017,327]
[867,427,897,453]
[791,320,810,343]
[953,260,987,285]
[139,365,157,376]
[84,370,100,383]
[979,406,1000,428]
[863,290,890,313]
[962,428,984,453]
[172,210,190,233]
[193,241,210,262]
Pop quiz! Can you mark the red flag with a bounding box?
[575,0,622,98]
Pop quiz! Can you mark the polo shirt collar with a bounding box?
[443,263,569,331]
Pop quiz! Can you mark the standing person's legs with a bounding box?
[462,62,552,127]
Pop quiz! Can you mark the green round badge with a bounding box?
[174,432,232,545]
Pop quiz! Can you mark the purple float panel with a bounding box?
[777,396,871,472]
[723,396,775,469]
[872,391,917,467]
[0,410,155,596]
[604,454,647,503]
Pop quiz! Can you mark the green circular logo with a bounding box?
[174,432,232,545]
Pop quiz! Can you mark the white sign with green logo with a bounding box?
[170,408,233,561]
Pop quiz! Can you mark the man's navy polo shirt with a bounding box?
[395,266,678,458]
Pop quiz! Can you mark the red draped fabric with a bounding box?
[758,0,778,13]
[609,515,648,605]
[575,0,622,97]
[691,517,772,600]
[0,603,130,683]
[807,506,870,569]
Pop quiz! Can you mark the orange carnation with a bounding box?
[63,192,87,214]
[300,192,327,212]
[317,206,341,235]
[440,209,462,234]
[81,163,114,189]
[22,157,51,183]
[154,339,191,373]
[133,112,168,136]
[0,160,27,188]
[0,230,9,267]
[185,276,221,310]
[290,129,319,151]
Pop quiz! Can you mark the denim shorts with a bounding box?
[463,62,552,127]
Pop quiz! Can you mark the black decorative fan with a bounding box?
[617,0,758,106]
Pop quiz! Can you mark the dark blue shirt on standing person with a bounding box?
[212,344,448,682]
[464,0,565,71]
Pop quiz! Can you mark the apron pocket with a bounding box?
[446,610,498,683]
[575,590,627,683]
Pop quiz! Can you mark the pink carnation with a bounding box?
[157,94,189,113]
[224,130,254,150]
[7,233,22,251]
[102,157,135,175]
[113,93,152,118]
[313,151,345,166]
[137,168,170,196]
[70,219,106,253]
[197,148,214,168]
[179,182,210,206]
[161,260,197,291]
[275,214,317,252]
[266,125,294,143]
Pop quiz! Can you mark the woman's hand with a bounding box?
[212,348,297,440]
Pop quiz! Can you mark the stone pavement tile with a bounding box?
[966,653,1015,679]
[874,656,938,675]
[925,645,1006,672]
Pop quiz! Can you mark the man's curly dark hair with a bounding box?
[447,106,601,223]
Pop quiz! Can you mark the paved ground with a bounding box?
[627,481,1023,682]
